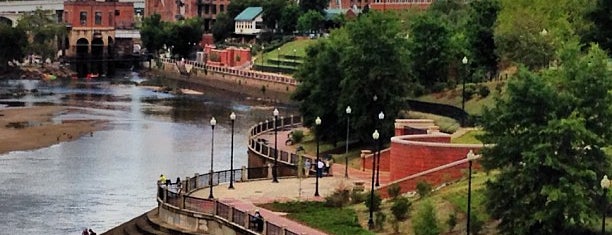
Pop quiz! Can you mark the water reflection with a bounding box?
[0,73,297,234]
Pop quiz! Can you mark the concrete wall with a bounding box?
[158,204,248,235]
[156,60,295,103]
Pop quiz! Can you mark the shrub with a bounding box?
[364,191,382,212]
[374,211,386,231]
[478,85,490,97]
[291,130,304,143]
[469,213,484,235]
[446,212,457,232]
[412,200,440,235]
[350,190,367,204]
[431,82,446,93]
[463,83,477,99]
[416,180,432,198]
[325,188,350,208]
[390,196,411,233]
[387,183,401,199]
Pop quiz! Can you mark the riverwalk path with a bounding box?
[188,128,392,234]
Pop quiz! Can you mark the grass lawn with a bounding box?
[403,111,461,133]
[451,130,484,144]
[256,39,318,65]
[260,201,374,235]
[416,81,506,116]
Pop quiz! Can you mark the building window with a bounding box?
[80,11,87,25]
[115,10,120,16]
[95,12,102,25]
[220,5,224,12]
[211,5,217,14]
[204,5,210,14]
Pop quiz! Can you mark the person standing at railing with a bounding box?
[251,210,264,232]
[304,159,311,177]
[316,159,324,178]
[158,174,167,187]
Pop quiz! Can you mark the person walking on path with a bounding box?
[316,159,324,178]
[304,159,311,177]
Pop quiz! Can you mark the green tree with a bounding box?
[297,10,324,34]
[279,2,300,34]
[588,0,612,54]
[412,200,440,235]
[480,43,612,234]
[211,13,234,42]
[140,14,168,54]
[17,9,66,62]
[299,0,328,14]
[166,18,203,59]
[262,0,287,31]
[409,12,452,88]
[465,0,500,80]
[390,196,411,233]
[0,24,27,71]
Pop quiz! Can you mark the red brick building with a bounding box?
[328,0,432,11]
[64,0,135,57]
[145,0,227,32]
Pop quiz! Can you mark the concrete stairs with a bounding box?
[102,209,203,235]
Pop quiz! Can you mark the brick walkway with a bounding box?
[190,127,392,234]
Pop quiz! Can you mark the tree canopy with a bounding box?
[293,12,412,143]
[0,24,26,71]
[140,15,202,58]
[479,43,612,234]
[16,9,65,61]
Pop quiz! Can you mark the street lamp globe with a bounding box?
[315,116,321,125]
[210,117,216,126]
[373,130,379,140]
[467,149,478,161]
[230,112,236,120]
[346,106,351,114]
[378,111,384,120]
[462,56,468,65]
[273,108,279,117]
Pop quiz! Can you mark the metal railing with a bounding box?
[158,183,301,235]
[159,58,298,86]
[247,115,306,169]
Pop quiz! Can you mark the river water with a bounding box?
[0,73,296,234]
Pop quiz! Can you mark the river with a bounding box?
[0,72,297,234]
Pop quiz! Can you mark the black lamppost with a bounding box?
[461,56,468,118]
[272,108,279,183]
[345,106,351,178]
[601,175,610,235]
[368,129,380,230]
[466,149,478,234]
[375,111,384,186]
[314,116,321,197]
[228,112,236,189]
[208,117,216,199]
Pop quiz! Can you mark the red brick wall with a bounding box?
[205,45,251,67]
[64,1,134,28]
[389,134,482,181]
[362,149,390,171]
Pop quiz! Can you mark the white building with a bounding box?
[234,7,263,35]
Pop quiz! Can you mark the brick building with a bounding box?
[145,0,228,32]
[327,0,433,11]
[64,0,137,75]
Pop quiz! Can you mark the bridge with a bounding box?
[0,0,144,27]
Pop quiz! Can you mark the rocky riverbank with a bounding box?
[0,63,74,80]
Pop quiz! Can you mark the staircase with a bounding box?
[102,209,202,235]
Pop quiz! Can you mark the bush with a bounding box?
[431,82,446,93]
[387,183,401,199]
[412,200,440,235]
[446,212,457,232]
[469,213,484,235]
[364,191,382,212]
[325,188,350,208]
[374,211,386,231]
[463,83,477,99]
[390,196,411,233]
[351,190,367,204]
[416,180,432,198]
[291,130,304,143]
[478,85,490,97]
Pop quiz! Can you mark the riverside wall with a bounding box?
[152,59,297,103]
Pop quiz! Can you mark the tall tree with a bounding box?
[297,10,324,34]
[211,13,234,42]
[166,17,203,59]
[298,0,328,14]
[140,14,168,54]
[588,0,612,54]
[480,43,612,234]
[293,12,412,143]
[17,9,65,62]
[408,12,452,88]
[0,24,26,71]
[278,2,300,34]
[262,0,287,31]
[465,0,500,80]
